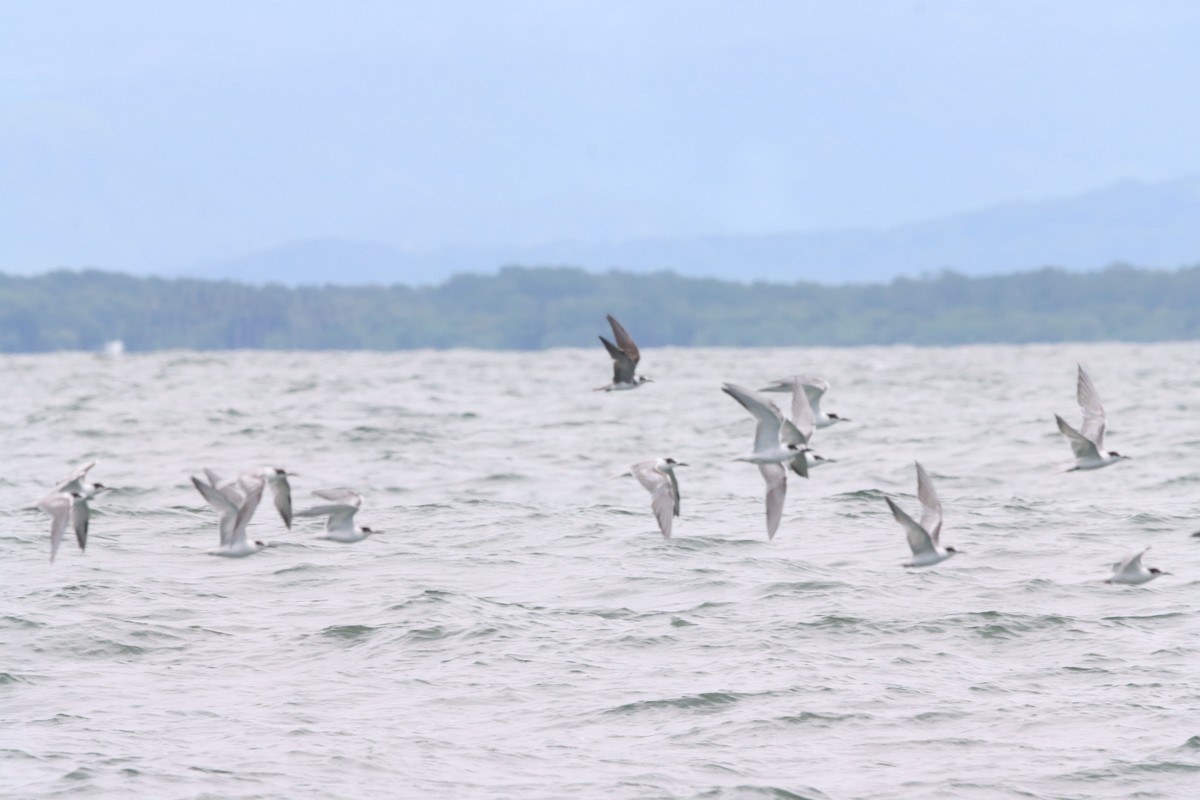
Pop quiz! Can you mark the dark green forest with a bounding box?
[2,264,1199,352]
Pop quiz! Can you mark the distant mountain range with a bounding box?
[179,176,1200,286]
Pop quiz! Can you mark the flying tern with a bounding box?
[885,462,962,567]
[295,488,378,543]
[760,375,848,428]
[192,473,267,557]
[1105,547,1168,585]
[1055,364,1130,471]
[723,382,811,539]
[625,458,685,540]
[596,314,651,391]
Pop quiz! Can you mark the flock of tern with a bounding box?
[603,315,1172,585]
[33,461,376,560]
[26,315,1177,583]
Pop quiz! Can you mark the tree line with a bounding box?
[1,263,1198,352]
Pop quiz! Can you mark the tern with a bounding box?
[1055,364,1130,471]
[624,458,685,540]
[885,462,962,567]
[55,460,108,499]
[192,473,267,557]
[596,314,651,391]
[760,375,848,428]
[1106,547,1168,585]
[36,491,90,563]
[295,488,378,543]
[723,382,811,539]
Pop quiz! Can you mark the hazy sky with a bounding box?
[2,1,1199,272]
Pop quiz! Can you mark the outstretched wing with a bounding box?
[914,462,943,545]
[38,493,73,563]
[1076,365,1107,450]
[1056,414,1101,462]
[606,315,641,364]
[723,383,785,454]
[600,336,638,385]
[759,463,786,540]
[886,497,935,557]
[629,461,677,539]
[230,478,266,547]
[56,460,97,493]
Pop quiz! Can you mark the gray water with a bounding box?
[2,344,1198,800]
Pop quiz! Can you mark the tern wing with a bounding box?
[886,497,935,557]
[914,462,943,545]
[192,476,237,515]
[1114,547,1148,575]
[606,314,641,364]
[785,378,816,445]
[600,336,638,384]
[38,494,73,563]
[230,478,265,546]
[268,475,293,530]
[799,378,830,414]
[629,461,677,539]
[723,383,784,454]
[297,503,359,534]
[758,463,786,540]
[1076,365,1107,450]
[56,460,97,493]
[71,496,90,551]
[312,488,363,507]
[1055,414,1101,462]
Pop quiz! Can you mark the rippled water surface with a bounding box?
[3,344,1199,799]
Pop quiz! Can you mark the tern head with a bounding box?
[944,546,963,555]
[1107,451,1131,460]
[663,458,687,468]
[1148,567,1169,576]
[639,376,654,385]
[827,413,849,421]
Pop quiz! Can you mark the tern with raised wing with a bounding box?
[192,473,267,557]
[1105,547,1168,585]
[36,491,90,562]
[885,462,961,567]
[723,382,811,539]
[625,458,685,540]
[1055,364,1130,471]
[295,488,378,543]
[596,314,651,391]
[760,375,848,429]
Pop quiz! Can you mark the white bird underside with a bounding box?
[37,492,89,563]
[628,459,682,540]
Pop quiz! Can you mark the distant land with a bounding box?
[2,264,1198,353]
[175,176,1200,286]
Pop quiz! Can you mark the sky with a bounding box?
[2,1,1199,274]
